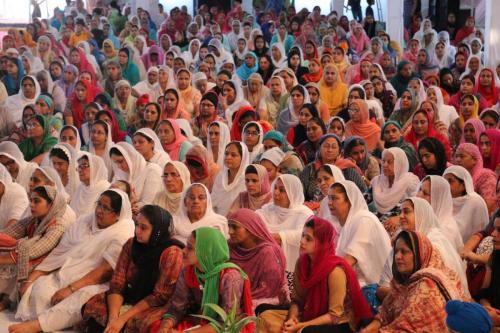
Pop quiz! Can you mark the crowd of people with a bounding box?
[0,0,499,332]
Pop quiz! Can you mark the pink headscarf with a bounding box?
[141,45,165,70]
[461,118,485,144]
[349,23,370,54]
[158,118,187,161]
[480,129,500,171]
[456,143,495,184]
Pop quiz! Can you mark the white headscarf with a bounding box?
[182,39,201,65]
[89,121,114,180]
[371,147,420,214]
[234,37,248,62]
[207,121,231,168]
[132,66,160,98]
[318,165,346,225]
[407,197,469,294]
[256,174,314,271]
[243,121,264,163]
[426,86,458,128]
[59,125,82,151]
[0,164,29,228]
[442,165,489,242]
[36,165,70,202]
[0,141,38,191]
[153,161,191,215]
[175,118,203,146]
[173,183,228,244]
[110,142,162,207]
[259,147,285,167]
[134,128,171,168]
[224,79,250,124]
[70,153,110,217]
[208,38,233,68]
[270,43,287,69]
[334,180,392,287]
[45,143,80,197]
[2,75,41,131]
[420,175,464,251]
[211,141,250,216]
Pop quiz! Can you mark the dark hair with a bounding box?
[317,164,334,176]
[460,74,475,86]
[164,88,179,101]
[245,164,258,175]
[100,189,122,214]
[330,182,348,198]
[119,47,130,58]
[109,147,123,157]
[226,141,243,156]
[290,85,306,96]
[305,218,315,229]
[91,119,109,135]
[61,125,78,137]
[344,137,366,156]
[133,132,153,143]
[77,154,89,163]
[307,117,327,135]
[94,93,112,107]
[418,137,448,175]
[95,110,113,122]
[349,87,366,99]
[32,186,54,204]
[393,230,420,284]
[223,80,236,92]
[49,147,69,162]
[244,122,260,134]
[460,93,475,104]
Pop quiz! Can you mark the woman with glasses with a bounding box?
[153,161,191,215]
[243,121,264,163]
[19,114,58,164]
[46,143,80,198]
[70,153,110,217]
[345,100,381,152]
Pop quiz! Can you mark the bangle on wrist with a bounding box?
[68,284,76,293]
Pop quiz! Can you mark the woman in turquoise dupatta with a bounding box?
[19,114,58,163]
[118,47,140,86]
[236,51,259,82]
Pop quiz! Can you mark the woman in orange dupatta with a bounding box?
[345,100,381,151]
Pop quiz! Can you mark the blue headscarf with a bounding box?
[3,57,25,96]
[236,51,259,81]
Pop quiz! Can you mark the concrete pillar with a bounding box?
[484,0,499,68]
[385,0,405,49]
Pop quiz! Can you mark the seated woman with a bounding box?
[19,114,58,164]
[153,161,191,215]
[184,145,220,192]
[372,121,418,171]
[242,121,265,163]
[1,104,35,144]
[256,174,313,274]
[206,121,231,169]
[173,183,228,244]
[286,103,320,148]
[370,147,420,226]
[70,153,110,217]
[110,142,162,208]
[156,119,193,162]
[259,217,373,333]
[295,117,327,165]
[300,134,366,202]
[0,185,73,311]
[228,164,272,216]
[28,166,71,204]
[360,231,467,333]
[316,164,345,224]
[462,118,485,144]
[345,100,381,151]
[454,143,498,213]
[228,208,288,309]
[82,205,184,332]
[0,141,40,191]
[413,137,451,179]
[0,164,29,229]
[211,141,250,216]
[443,165,490,242]
[58,125,81,150]
[388,89,419,132]
[417,176,464,251]
[479,129,500,173]
[329,180,391,289]
[133,128,171,168]
[276,85,310,136]
[149,228,254,333]
[47,143,80,197]
[343,136,380,186]
[11,189,134,333]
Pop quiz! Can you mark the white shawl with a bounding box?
[16,189,135,321]
[0,141,38,191]
[426,86,458,129]
[421,175,464,251]
[243,121,264,163]
[0,164,29,228]
[224,79,251,124]
[443,165,489,242]
[270,43,287,69]
[59,125,82,151]
[173,183,228,244]
[153,161,192,216]
[335,180,392,287]
[111,142,162,207]
[134,128,171,168]
[256,174,314,271]
[70,153,110,217]
[46,143,81,198]
[132,66,160,98]
[211,142,250,216]
[89,122,114,180]
[317,165,346,231]
[371,147,420,214]
[207,121,231,169]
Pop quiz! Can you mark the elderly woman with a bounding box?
[173,183,228,244]
[156,119,192,162]
[276,85,310,135]
[18,114,58,164]
[0,185,74,311]
[228,209,288,309]
[345,99,381,151]
[0,141,39,191]
[11,189,133,333]
[228,164,272,216]
[360,231,466,333]
[343,136,380,185]
[373,121,418,171]
[243,73,269,110]
[82,205,184,333]
[153,161,191,215]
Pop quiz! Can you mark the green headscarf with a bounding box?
[194,227,247,319]
[19,114,58,161]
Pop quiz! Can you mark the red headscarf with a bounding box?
[475,68,499,107]
[69,79,97,128]
[298,217,372,324]
[480,129,500,171]
[71,47,96,79]
[230,106,257,141]
[99,109,127,143]
[158,119,188,160]
[302,58,323,83]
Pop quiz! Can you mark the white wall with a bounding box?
[0,0,67,24]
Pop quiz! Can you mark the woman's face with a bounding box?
[273,178,290,208]
[363,83,374,98]
[162,163,184,193]
[479,70,493,87]
[177,71,190,90]
[298,107,313,126]
[454,150,476,171]
[248,79,260,93]
[417,50,427,65]
[223,85,236,105]
[383,123,401,143]
[316,169,335,196]
[185,185,208,218]
[135,212,153,244]
[463,123,478,143]
[289,54,300,68]
[327,186,351,221]
[244,172,261,196]
[22,78,36,99]
[371,41,380,55]
[401,91,412,109]
[243,125,260,149]
[164,92,178,111]
[75,83,87,101]
[308,61,320,74]
[382,152,395,177]
[183,235,198,266]
[29,191,52,218]
[320,137,340,163]
[460,97,475,120]
[165,54,174,67]
[416,178,431,203]
[133,135,154,156]
[50,155,69,180]
[224,144,242,170]
[27,118,44,139]
[244,54,256,68]
[426,89,437,103]
[481,115,497,129]
[259,56,270,70]
[460,79,474,94]
[35,99,51,116]
[60,128,78,148]
[399,200,416,231]
[299,226,316,256]
[157,122,176,146]
[435,43,445,57]
[290,89,304,108]
[444,173,466,198]
[479,134,491,158]
[6,60,19,76]
[324,67,337,84]
[95,194,119,229]
[208,124,220,149]
[70,50,81,65]
[111,153,130,173]
[419,147,437,170]
[394,237,415,276]
[348,102,362,123]
[328,119,344,137]
[412,112,428,137]
[306,120,323,143]
[77,158,90,184]
[144,104,159,123]
[91,124,107,146]
[348,144,366,166]
[469,57,480,72]
[118,51,128,65]
[28,169,51,193]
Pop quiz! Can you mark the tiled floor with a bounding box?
[0,311,78,332]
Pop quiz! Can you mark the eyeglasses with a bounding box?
[26,122,42,129]
[95,201,113,213]
[162,172,180,178]
[244,131,259,137]
[348,108,360,114]
[77,164,90,171]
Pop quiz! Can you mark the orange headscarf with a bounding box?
[345,99,381,150]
